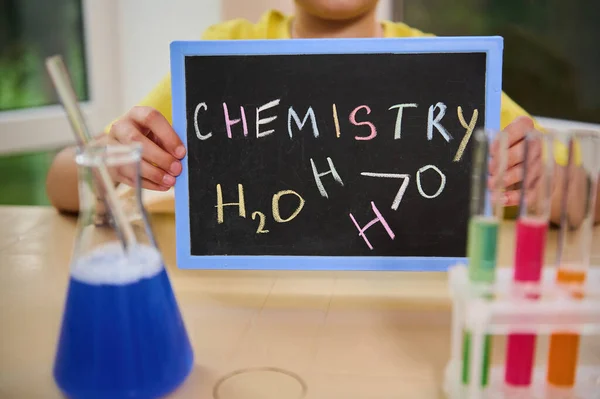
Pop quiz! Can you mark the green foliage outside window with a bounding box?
[397,0,600,124]
[0,0,88,111]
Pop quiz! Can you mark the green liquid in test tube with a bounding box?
[467,216,499,283]
[461,129,508,387]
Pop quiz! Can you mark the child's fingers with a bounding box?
[487,171,506,191]
[506,136,541,170]
[503,165,524,188]
[507,140,528,169]
[127,106,186,159]
[109,166,134,188]
[114,164,171,191]
[504,190,521,207]
[111,120,180,176]
[490,189,520,207]
[524,157,542,189]
[489,137,541,188]
[139,161,176,187]
[140,178,171,191]
[487,162,525,191]
[500,153,542,189]
[489,116,535,171]
[121,175,170,191]
[505,116,534,145]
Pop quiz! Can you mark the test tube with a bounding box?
[547,130,600,387]
[461,129,508,386]
[504,129,555,387]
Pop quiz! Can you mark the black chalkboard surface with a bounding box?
[170,38,503,271]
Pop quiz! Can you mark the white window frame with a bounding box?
[0,0,122,155]
[534,116,600,132]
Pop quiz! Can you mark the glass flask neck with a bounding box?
[73,143,158,260]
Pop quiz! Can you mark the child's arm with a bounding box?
[46,106,185,213]
[46,144,82,213]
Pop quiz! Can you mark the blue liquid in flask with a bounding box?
[53,243,193,399]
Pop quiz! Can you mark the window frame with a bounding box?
[0,0,122,155]
[534,116,600,132]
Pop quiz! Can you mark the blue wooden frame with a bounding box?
[170,36,503,271]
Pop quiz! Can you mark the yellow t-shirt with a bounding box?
[115,9,566,214]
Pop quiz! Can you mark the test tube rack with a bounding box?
[444,263,600,399]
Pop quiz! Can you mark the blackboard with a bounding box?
[170,37,503,271]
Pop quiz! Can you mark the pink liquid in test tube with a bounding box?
[514,218,548,282]
[504,130,554,387]
[504,217,548,386]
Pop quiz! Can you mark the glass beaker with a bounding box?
[53,142,194,399]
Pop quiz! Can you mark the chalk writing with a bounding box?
[256,99,280,138]
[216,183,246,224]
[332,104,341,138]
[288,106,320,138]
[252,211,269,233]
[215,160,448,241]
[215,185,305,233]
[194,102,212,140]
[310,157,344,198]
[427,102,452,142]
[272,190,305,223]
[223,103,248,138]
[389,103,418,139]
[350,105,377,141]
[360,172,410,210]
[416,165,446,199]
[453,106,479,162]
[194,100,477,151]
[349,202,395,250]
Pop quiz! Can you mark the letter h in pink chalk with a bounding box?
[223,103,248,138]
[349,202,395,250]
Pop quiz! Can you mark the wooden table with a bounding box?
[1,206,598,399]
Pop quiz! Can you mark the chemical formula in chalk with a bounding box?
[213,161,447,249]
[215,183,306,234]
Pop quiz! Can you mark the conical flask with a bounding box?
[53,142,194,399]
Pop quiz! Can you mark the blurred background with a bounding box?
[0,0,598,206]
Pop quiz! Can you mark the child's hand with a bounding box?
[106,106,186,191]
[488,116,538,207]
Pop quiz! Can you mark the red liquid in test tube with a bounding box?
[504,130,554,387]
[504,217,548,386]
[514,218,548,283]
